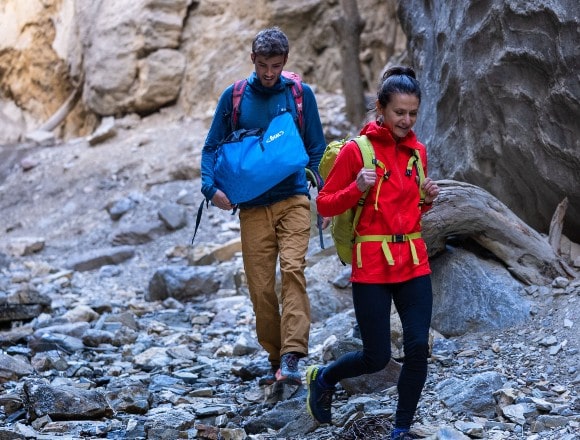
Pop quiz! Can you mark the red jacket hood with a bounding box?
[359,120,421,152]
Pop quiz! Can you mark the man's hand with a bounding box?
[212,189,234,210]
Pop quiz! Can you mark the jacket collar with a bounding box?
[362,121,418,150]
[247,72,287,95]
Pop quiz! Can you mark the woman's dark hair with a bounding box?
[252,27,290,58]
[377,66,421,107]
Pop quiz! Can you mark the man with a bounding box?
[200,27,326,385]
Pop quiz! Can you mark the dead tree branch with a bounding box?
[422,180,575,285]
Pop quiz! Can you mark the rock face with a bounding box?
[398,0,580,241]
[0,0,402,139]
[0,0,78,139]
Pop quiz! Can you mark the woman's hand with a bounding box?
[356,168,376,192]
[422,177,440,204]
[212,189,234,210]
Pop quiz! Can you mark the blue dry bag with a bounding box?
[214,111,308,204]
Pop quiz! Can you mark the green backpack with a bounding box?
[318,135,426,266]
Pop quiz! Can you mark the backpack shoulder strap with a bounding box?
[407,149,427,206]
[281,71,304,132]
[231,73,303,132]
[353,135,375,170]
[349,135,377,235]
[231,79,248,131]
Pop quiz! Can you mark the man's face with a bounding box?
[251,53,287,88]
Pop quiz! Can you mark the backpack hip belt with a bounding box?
[354,232,422,268]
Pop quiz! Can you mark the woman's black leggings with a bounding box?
[323,275,433,429]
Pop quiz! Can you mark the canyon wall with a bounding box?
[398,0,579,241]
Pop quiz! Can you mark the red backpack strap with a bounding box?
[281,71,304,132]
[231,79,248,130]
[232,73,303,132]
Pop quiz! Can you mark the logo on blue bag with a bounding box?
[265,130,284,143]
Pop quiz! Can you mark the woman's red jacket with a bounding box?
[316,121,433,284]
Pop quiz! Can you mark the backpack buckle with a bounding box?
[393,234,405,243]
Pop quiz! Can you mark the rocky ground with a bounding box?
[0,96,578,440]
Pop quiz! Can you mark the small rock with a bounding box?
[88,116,116,146]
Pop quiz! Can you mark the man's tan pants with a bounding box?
[239,195,311,367]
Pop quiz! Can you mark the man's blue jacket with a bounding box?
[201,72,326,206]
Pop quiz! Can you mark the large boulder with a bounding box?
[81,0,190,115]
[398,0,580,241]
[430,246,530,336]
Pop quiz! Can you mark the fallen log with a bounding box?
[422,180,574,286]
[36,80,83,132]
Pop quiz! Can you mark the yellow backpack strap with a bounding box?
[406,150,426,206]
[350,136,375,231]
[354,136,386,210]
[353,135,375,170]
[351,136,390,268]
[349,136,376,267]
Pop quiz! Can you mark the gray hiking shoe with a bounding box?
[275,352,302,385]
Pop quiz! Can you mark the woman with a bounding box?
[307,66,440,440]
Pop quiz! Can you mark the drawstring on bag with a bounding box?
[191,199,237,245]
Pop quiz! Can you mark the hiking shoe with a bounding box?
[258,367,278,386]
[306,365,335,424]
[275,352,302,385]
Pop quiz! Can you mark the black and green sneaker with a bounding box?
[306,365,335,424]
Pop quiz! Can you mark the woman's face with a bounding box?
[377,93,420,140]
